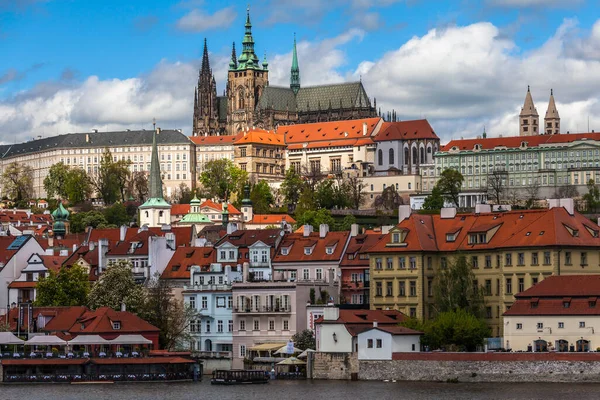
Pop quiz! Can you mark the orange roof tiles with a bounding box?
[234,128,285,146]
[441,132,600,152]
[161,246,215,280]
[274,231,350,263]
[200,200,241,215]
[282,118,381,148]
[171,204,190,216]
[341,233,386,269]
[374,120,439,142]
[8,281,37,288]
[44,306,159,334]
[316,309,406,325]
[249,214,296,224]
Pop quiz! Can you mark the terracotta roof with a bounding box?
[190,135,238,145]
[316,309,407,325]
[364,326,423,336]
[249,214,296,225]
[40,255,68,272]
[234,128,285,146]
[44,306,159,334]
[171,204,190,216]
[441,132,600,152]
[216,229,281,248]
[282,118,381,148]
[106,230,156,256]
[161,246,215,280]
[374,120,439,142]
[87,226,194,248]
[62,245,99,281]
[341,233,386,268]
[200,200,241,215]
[8,281,37,288]
[504,298,600,316]
[6,306,87,332]
[274,231,349,263]
[515,275,600,298]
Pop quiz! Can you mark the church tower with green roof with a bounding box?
[139,127,171,227]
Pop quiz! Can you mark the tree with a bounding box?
[524,179,541,209]
[336,214,357,231]
[280,168,304,209]
[1,162,33,201]
[128,171,149,202]
[44,162,70,199]
[142,274,200,351]
[103,203,129,227]
[199,159,247,201]
[343,176,367,210]
[436,168,464,208]
[177,183,193,204]
[487,171,506,205]
[292,329,316,350]
[374,185,403,211]
[294,187,317,217]
[87,260,146,314]
[64,168,93,204]
[250,180,274,214]
[35,265,90,306]
[584,179,600,212]
[295,208,335,230]
[92,149,131,205]
[556,183,578,199]
[315,179,338,209]
[422,186,445,211]
[433,255,485,318]
[69,210,109,233]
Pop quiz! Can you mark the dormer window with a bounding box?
[112,321,121,330]
[281,248,289,255]
[392,233,400,243]
[326,247,334,255]
[304,247,312,255]
[446,233,456,242]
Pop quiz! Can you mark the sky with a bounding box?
[1,0,600,144]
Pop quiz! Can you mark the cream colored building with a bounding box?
[190,135,236,174]
[0,129,194,201]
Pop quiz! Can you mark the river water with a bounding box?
[2,379,600,400]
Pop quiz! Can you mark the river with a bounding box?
[2,380,600,400]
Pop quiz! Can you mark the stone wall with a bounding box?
[199,358,232,375]
[313,352,358,380]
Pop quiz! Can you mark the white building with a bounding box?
[356,325,421,360]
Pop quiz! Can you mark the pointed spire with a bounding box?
[237,5,259,70]
[483,126,487,139]
[290,33,300,95]
[262,51,269,70]
[149,125,164,199]
[520,85,538,116]
[229,42,238,70]
[201,38,210,76]
[545,88,559,119]
[194,87,198,109]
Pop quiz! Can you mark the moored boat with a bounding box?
[211,369,269,385]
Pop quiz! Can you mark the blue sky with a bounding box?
[1,0,600,143]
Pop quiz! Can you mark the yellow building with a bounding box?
[233,128,286,183]
[368,202,600,337]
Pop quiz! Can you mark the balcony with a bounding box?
[193,351,232,359]
[341,281,369,290]
[234,306,292,314]
[183,284,232,291]
[249,261,270,268]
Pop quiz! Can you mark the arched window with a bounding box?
[378,149,383,166]
[420,147,425,164]
[145,211,149,218]
[412,147,417,165]
[404,148,409,165]
[238,89,245,109]
[408,182,411,190]
[389,149,394,165]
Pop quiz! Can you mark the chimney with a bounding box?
[72,244,77,253]
[362,122,368,136]
[85,133,89,143]
[227,222,236,235]
[319,224,329,238]
[350,223,360,237]
[381,225,394,234]
[323,306,340,321]
[98,238,109,274]
[48,237,54,247]
[475,204,492,214]
[440,207,457,219]
[121,303,126,312]
[119,225,127,241]
[559,198,574,215]
[398,205,411,223]
[89,241,95,251]
[165,232,176,250]
[157,127,161,135]
[373,320,378,328]
[303,224,313,237]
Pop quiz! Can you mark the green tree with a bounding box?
[87,260,146,314]
[64,168,93,204]
[584,179,600,212]
[250,180,274,214]
[315,179,337,209]
[422,186,445,211]
[294,186,317,217]
[199,159,247,201]
[295,208,335,230]
[343,176,367,210]
[436,168,464,208]
[1,162,33,201]
[433,255,485,318]
[35,265,90,306]
[177,183,193,204]
[280,168,304,209]
[69,210,109,233]
[103,203,129,227]
[44,162,70,199]
[291,329,316,350]
[127,171,149,202]
[92,149,131,205]
[336,214,357,231]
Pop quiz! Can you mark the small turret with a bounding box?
[290,33,301,95]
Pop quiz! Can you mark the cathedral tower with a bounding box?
[519,86,539,136]
[544,89,560,135]
[193,39,220,136]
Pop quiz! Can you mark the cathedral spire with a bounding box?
[149,125,163,199]
[290,33,300,95]
[229,42,238,70]
[544,88,560,134]
[201,38,210,76]
[519,85,539,136]
[237,6,261,70]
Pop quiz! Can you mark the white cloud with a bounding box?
[176,6,236,32]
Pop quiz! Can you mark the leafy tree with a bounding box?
[44,162,70,199]
[336,214,357,231]
[295,208,335,230]
[487,171,506,205]
[584,179,600,212]
[142,274,200,351]
[436,168,464,208]
[103,203,129,227]
[250,180,274,214]
[92,149,131,205]
[35,265,90,306]
[199,159,247,201]
[343,176,367,210]
[374,185,403,211]
[292,329,316,350]
[69,210,109,233]
[524,179,541,209]
[87,260,146,314]
[1,162,33,201]
[315,179,338,209]
[294,187,317,217]
[128,171,149,202]
[64,168,93,204]
[422,186,444,211]
[280,168,304,209]
[177,183,193,204]
[433,255,485,318]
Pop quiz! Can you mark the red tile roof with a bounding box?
[316,309,407,325]
[516,275,600,298]
[5,306,87,332]
[374,120,439,142]
[249,214,296,225]
[234,128,285,146]
[282,118,381,149]
[40,255,68,272]
[87,226,194,248]
[161,246,215,280]
[62,245,99,281]
[171,204,190,216]
[8,281,37,288]
[106,230,156,256]
[190,135,238,145]
[217,229,281,248]
[441,132,600,152]
[366,325,423,335]
[274,231,349,263]
[341,233,386,269]
[200,200,241,215]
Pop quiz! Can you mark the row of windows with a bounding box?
[238,319,289,332]
[189,319,233,333]
[374,256,421,270]
[374,280,418,297]
[517,321,588,330]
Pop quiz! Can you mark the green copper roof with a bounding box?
[190,195,200,205]
[232,7,265,72]
[149,127,164,200]
[180,212,211,224]
[290,34,300,94]
[52,202,70,221]
[139,197,171,209]
[241,184,252,207]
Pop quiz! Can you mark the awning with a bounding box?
[25,335,67,346]
[0,332,24,345]
[109,335,152,345]
[274,345,303,355]
[298,349,315,359]
[68,335,110,345]
[249,343,286,352]
[277,357,306,366]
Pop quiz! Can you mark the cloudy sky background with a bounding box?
[1,0,600,144]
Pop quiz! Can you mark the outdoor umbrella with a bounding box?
[25,335,67,346]
[298,349,315,359]
[274,345,303,355]
[68,335,110,345]
[276,357,307,366]
[0,332,25,345]
[109,335,152,345]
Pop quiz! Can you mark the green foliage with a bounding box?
[433,255,485,318]
[87,260,146,314]
[315,179,350,209]
[374,185,403,211]
[295,208,335,230]
[336,214,357,231]
[1,162,33,201]
[127,171,149,202]
[250,180,274,214]
[103,203,129,227]
[343,176,367,210]
[199,159,247,201]
[436,169,464,208]
[44,162,70,199]
[69,210,109,233]
[294,187,317,216]
[35,265,90,307]
[422,186,445,211]
[309,289,316,304]
[44,163,92,204]
[92,149,131,205]
[280,168,303,208]
[291,329,316,351]
[584,179,600,212]
[177,183,193,204]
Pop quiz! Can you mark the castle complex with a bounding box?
[192,8,377,136]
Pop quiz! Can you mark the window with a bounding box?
[580,321,586,328]
[531,252,538,265]
[378,149,383,166]
[441,257,447,269]
[240,345,246,358]
[410,308,416,318]
[485,279,492,296]
[544,251,551,265]
[283,320,289,330]
[518,277,524,293]
[228,296,233,309]
[229,320,233,332]
[581,252,588,266]
[326,247,333,255]
[375,258,382,270]
[240,147,247,157]
[558,322,564,329]
[537,322,543,330]
[303,269,309,280]
[269,320,275,331]
[506,278,512,294]
[253,320,260,331]
[239,319,246,331]
[205,320,211,333]
[517,253,525,266]
[486,307,492,319]
[532,277,538,285]
[399,281,406,296]
[217,320,223,333]
[376,282,382,296]
[189,297,196,309]
[399,257,406,269]
[386,281,393,296]
[389,149,394,165]
[409,281,417,296]
[485,255,492,268]
[565,252,572,265]
[471,256,479,269]
[516,323,523,330]
[376,339,383,348]
[409,257,416,270]
[505,253,512,266]
[392,233,400,243]
[112,322,121,330]
[201,296,208,309]
[386,258,393,269]
[367,339,374,348]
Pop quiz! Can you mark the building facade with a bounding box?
[233,129,286,183]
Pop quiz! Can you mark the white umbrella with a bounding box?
[274,345,303,355]
[109,335,152,345]
[0,332,24,345]
[298,349,315,359]
[68,335,110,345]
[25,335,67,346]
[277,357,306,365]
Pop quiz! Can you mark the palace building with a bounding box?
[192,7,377,136]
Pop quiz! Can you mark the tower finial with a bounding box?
[290,33,301,94]
[551,88,553,95]
[527,85,530,92]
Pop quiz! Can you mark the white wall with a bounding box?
[358,329,392,360]
[392,335,421,353]
[317,323,353,352]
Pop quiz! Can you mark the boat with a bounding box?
[211,369,269,385]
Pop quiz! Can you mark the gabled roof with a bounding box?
[87,226,194,248]
[200,200,241,215]
[249,214,296,225]
[341,233,386,268]
[441,132,600,152]
[171,204,190,216]
[374,120,439,142]
[360,325,423,336]
[161,246,215,280]
[233,128,285,146]
[216,229,281,249]
[189,135,237,145]
[0,235,33,265]
[106,231,156,256]
[44,306,158,335]
[282,118,381,149]
[316,309,406,325]
[5,306,86,331]
[274,231,350,263]
[514,275,600,298]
